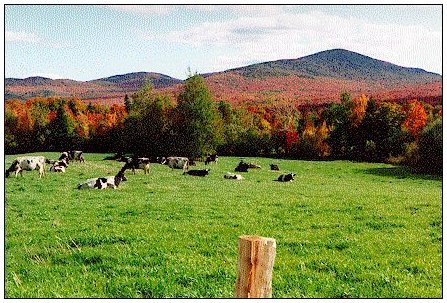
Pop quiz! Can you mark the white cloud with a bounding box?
[151,9,441,74]
[107,5,174,16]
[6,30,71,49]
[6,31,41,43]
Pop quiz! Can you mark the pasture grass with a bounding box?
[4,152,442,298]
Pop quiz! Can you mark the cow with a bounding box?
[224,172,243,180]
[49,165,66,173]
[247,163,261,169]
[77,164,127,189]
[51,159,68,168]
[205,154,218,165]
[60,150,84,163]
[126,157,151,174]
[184,169,209,177]
[270,164,280,171]
[68,150,85,163]
[59,152,70,163]
[164,157,189,172]
[235,161,249,172]
[277,173,296,182]
[6,156,46,178]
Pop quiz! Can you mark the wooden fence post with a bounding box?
[235,235,276,298]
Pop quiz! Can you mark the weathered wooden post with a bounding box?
[235,235,276,298]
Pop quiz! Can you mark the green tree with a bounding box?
[123,79,173,156]
[174,74,218,158]
[47,103,76,150]
[358,101,406,161]
[415,118,442,174]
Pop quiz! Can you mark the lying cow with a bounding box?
[247,163,261,169]
[126,157,151,174]
[205,154,218,165]
[163,157,189,172]
[59,152,70,163]
[235,161,249,172]
[270,164,280,171]
[224,172,243,180]
[77,164,127,189]
[184,169,209,177]
[49,165,66,173]
[277,173,296,182]
[60,150,85,163]
[6,156,46,178]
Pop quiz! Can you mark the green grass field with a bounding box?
[4,152,442,298]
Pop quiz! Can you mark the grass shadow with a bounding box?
[360,166,442,182]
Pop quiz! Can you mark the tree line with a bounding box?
[5,74,442,174]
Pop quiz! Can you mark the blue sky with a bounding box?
[4,4,442,81]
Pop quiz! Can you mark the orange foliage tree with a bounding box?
[403,100,428,139]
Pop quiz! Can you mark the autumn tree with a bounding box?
[403,99,428,139]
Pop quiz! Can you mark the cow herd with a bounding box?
[5,151,297,189]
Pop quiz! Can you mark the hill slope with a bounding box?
[5,49,442,105]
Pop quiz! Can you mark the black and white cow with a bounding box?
[205,154,218,165]
[6,156,46,178]
[184,169,209,177]
[49,158,68,173]
[59,152,70,163]
[60,150,84,163]
[126,157,151,174]
[277,173,296,182]
[77,164,127,189]
[224,172,243,180]
[235,161,250,172]
[270,164,280,171]
[164,157,189,172]
[49,165,66,173]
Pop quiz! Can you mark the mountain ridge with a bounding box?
[5,49,442,104]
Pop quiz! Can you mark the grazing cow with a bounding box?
[77,164,127,189]
[205,154,219,165]
[270,164,280,171]
[6,156,46,178]
[184,169,209,176]
[126,157,151,174]
[164,157,189,172]
[235,161,249,172]
[277,173,296,182]
[224,172,243,180]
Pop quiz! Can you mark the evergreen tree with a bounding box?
[48,103,76,150]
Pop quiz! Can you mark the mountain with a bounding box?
[5,72,183,103]
[200,49,441,104]
[90,72,182,89]
[5,49,442,105]
[220,49,439,82]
